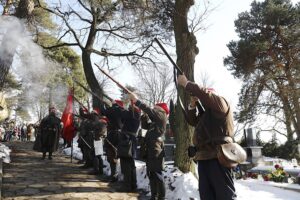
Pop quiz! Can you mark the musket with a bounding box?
[72,78,112,106]
[79,136,92,149]
[154,38,183,75]
[94,63,131,94]
[104,137,118,152]
[154,38,205,115]
[72,95,89,112]
[94,63,137,116]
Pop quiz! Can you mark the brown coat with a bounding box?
[185,82,234,160]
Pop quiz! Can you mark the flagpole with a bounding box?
[71,87,74,163]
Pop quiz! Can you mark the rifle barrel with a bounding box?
[73,78,112,104]
[154,38,183,75]
[72,95,89,111]
[94,63,131,94]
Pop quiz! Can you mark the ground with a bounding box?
[1,141,147,200]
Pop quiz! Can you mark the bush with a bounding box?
[262,141,279,157]
[262,139,299,161]
[277,140,300,160]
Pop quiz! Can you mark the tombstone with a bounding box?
[244,128,263,166]
[246,128,256,146]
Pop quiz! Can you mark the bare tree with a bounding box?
[134,65,176,105]
[36,0,171,108]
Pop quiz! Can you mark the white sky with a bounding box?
[118,0,298,110]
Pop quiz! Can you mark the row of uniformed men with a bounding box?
[77,98,169,200]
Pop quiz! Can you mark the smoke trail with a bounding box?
[0,16,68,121]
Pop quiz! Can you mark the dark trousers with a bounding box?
[109,161,118,179]
[42,151,52,158]
[120,157,137,190]
[41,134,54,158]
[148,171,165,200]
[198,159,236,200]
[93,155,104,175]
[84,146,94,167]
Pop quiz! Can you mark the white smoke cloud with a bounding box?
[0,16,68,122]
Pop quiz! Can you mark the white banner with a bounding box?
[94,139,103,156]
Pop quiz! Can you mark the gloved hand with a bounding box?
[177,74,189,87]
[127,92,138,103]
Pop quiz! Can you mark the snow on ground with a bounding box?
[0,143,11,163]
[63,139,300,200]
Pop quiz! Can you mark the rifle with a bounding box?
[94,63,131,94]
[94,63,137,116]
[72,78,112,106]
[154,38,205,114]
[104,137,118,152]
[79,136,93,149]
[72,95,89,112]
[154,38,183,75]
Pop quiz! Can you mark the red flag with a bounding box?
[61,89,75,143]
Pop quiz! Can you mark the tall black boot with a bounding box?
[42,152,46,160]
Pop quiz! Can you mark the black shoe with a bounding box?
[109,177,118,183]
[77,160,85,164]
[118,187,131,193]
[48,156,52,160]
[88,171,97,175]
[41,157,45,160]
[79,165,90,169]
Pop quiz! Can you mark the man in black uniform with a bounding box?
[128,93,168,200]
[79,112,95,168]
[118,103,141,192]
[90,109,107,176]
[102,100,124,182]
[77,107,91,167]
[40,106,62,160]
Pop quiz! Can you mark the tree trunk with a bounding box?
[173,0,199,173]
[0,0,15,88]
[15,0,35,19]
[81,50,103,103]
[0,0,34,90]
[0,19,19,89]
[285,70,300,139]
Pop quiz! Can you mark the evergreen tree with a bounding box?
[224,0,300,140]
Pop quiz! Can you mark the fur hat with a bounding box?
[100,116,109,124]
[207,88,216,93]
[49,106,56,112]
[155,103,169,115]
[92,108,100,115]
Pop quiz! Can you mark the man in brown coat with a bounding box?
[178,74,236,200]
[128,92,168,200]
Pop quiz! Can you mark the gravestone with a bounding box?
[245,128,263,166]
[246,128,256,146]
